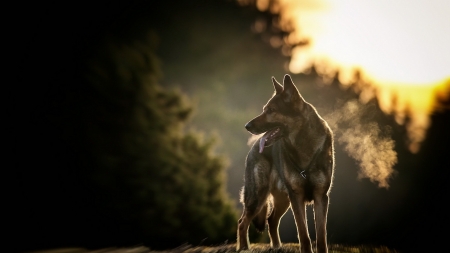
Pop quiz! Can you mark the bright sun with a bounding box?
[289,0,450,84]
[240,0,450,152]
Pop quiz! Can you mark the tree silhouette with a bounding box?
[83,34,238,248]
[13,32,237,251]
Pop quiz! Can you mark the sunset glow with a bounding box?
[241,0,450,152]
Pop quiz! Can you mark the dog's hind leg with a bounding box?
[237,208,252,250]
[237,195,269,250]
[237,159,271,250]
[267,190,290,248]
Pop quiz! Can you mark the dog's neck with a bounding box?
[285,105,327,169]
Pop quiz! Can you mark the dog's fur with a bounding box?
[237,75,334,253]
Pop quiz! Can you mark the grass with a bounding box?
[30,243,400,253]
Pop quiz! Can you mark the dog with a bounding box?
[237,75,335,253]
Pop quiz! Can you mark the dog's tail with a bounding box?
[252,196,274,233]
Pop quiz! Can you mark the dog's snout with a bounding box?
[245,122,253,131]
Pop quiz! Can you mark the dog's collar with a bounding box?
[300,170,306,179]
[287,151,307,178]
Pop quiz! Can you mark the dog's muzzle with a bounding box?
[244,122,253,132]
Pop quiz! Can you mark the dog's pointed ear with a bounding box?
[282,74,302,103]
[272,76,283,94]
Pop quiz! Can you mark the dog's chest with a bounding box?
[269,166,288,194]
[271,160,329,198]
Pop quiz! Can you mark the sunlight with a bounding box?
[243,0,450,152]
[290,0,450,85]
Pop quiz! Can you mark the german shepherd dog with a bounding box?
[237,75,334,253]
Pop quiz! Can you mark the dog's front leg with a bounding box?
[313,193,329,253]
[289,192,313,253]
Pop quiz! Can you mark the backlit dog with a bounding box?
[237,75,334,253]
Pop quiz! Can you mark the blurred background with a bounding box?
[12,0,449,252]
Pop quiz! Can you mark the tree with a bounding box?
[13,30,237,250]
[82,33,239,248]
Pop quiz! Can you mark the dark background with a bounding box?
[12,0,449,252]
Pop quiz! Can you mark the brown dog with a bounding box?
[237,75,334,253]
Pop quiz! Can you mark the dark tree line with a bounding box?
[12,3,239,251]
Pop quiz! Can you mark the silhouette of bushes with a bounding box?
[14,32,237,251]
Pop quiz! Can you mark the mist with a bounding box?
[325,100,397,188]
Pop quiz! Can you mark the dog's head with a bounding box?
[245,74,307,152]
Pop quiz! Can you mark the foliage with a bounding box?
[80,34,239,248]
[14,31,238,250]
